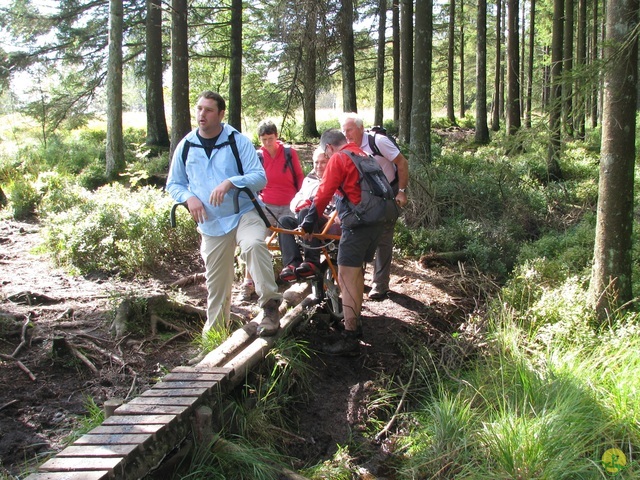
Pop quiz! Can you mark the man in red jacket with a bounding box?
[300,129,385,354]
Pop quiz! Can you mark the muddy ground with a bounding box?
[0,213,481,478]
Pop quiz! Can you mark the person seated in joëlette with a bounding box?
[278,147,340,282]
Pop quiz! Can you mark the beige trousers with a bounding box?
[200,209,280,334]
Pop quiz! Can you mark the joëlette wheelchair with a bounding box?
[170,187,343,321]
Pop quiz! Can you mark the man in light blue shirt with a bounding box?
[167,91,281,337]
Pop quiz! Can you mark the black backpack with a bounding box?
[256,146,299,191]
[338,150,400,229]
[366,126,401,158]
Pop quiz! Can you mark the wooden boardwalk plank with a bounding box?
[171,366,234,376]
[74,433,152,445]
[101,414,176,426]
[24,471,111,480]
[89,423,164,435]
[127,396,199,406]
[39,457,123,473]
[151,381,218,390]
[162,372,226,382]
[114,404,190,416]
[57,445,138,457]
[141,387,209,397]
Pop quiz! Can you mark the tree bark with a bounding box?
[547,0,564,180]
[590,0,638,322]
[170,0,191,159]
[590,0,599,128]
[228,0,242,131]
[575,0,587,139]
[506,0,521,137]
[301,3,319,138]
[563,0,574,136]
[475,0,489,144]
[392,0,400,125]
[398,0,413,143]
[525,0,535,128]
[145,0,169,149]
[106,0,124,179]
[410,0,432,161]
[446,0,457,125]
[491,0,502,131]
[459,0,465,119]
[340,0,357,112]
[374,0,387,126]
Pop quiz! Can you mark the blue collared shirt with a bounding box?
[166,124,267,237]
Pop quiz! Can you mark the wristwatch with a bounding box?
[398,188,406,193]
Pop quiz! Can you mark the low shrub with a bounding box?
[40,184,199,276]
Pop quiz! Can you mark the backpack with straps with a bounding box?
[179,131,272,227]
[338,150,400,229]
[366,126,401,158]
[256,145,299,192]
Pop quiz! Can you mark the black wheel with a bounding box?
[318,260,343,321]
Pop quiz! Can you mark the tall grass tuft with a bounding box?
[182,436,288,480]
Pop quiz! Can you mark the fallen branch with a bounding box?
[15,360,36,381]
[374,353,416,443]
[0,399,18,412]
[157,331,189,349]
[169,272,206,288]
[11,317,32,358]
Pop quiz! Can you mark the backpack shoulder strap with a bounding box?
[367,133,382,157]
[226,132,244,175]
[338,150,364,204]
[283,146,299,191]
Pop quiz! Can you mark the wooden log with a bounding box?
[193,405,214,446]
[103,398,124,419]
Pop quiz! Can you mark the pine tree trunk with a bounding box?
[170,0,191,159]
[145,0,169,148]
[106,0,124,179]
[590,0,638,322]
[228,0,242,131]
[475,0,490,144]
[374,0,387,127]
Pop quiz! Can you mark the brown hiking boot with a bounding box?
[322,330,360,355]
[257,299,281,337]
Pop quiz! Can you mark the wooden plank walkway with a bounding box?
[24,366,233,480]
[22,297,313,479]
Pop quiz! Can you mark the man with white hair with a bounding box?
[340,113,409,300]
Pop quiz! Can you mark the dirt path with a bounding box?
[0,218,473,477]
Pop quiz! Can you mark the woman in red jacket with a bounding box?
[239,120,305,301]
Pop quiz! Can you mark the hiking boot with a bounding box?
[323,330,360,355]
[279,265,298,283]
[238,280,256,302]
[257,299,281,337]
[333,317,363,338]
[368,285,389,300]
[296,262,320,279]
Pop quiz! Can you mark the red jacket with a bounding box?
[308,143,365,218]
[258,141,305,206]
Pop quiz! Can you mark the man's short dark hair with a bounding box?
[197,91,226,111]
[319,128,347,152]
[258,120,278,137]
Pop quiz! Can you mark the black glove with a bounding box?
[300,216,315,233]
[300,204,319,233]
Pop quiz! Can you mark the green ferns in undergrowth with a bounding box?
[39,184,198,276]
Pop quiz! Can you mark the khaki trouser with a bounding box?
[200,209,280,334]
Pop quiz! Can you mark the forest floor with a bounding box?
[0,128,484,478]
